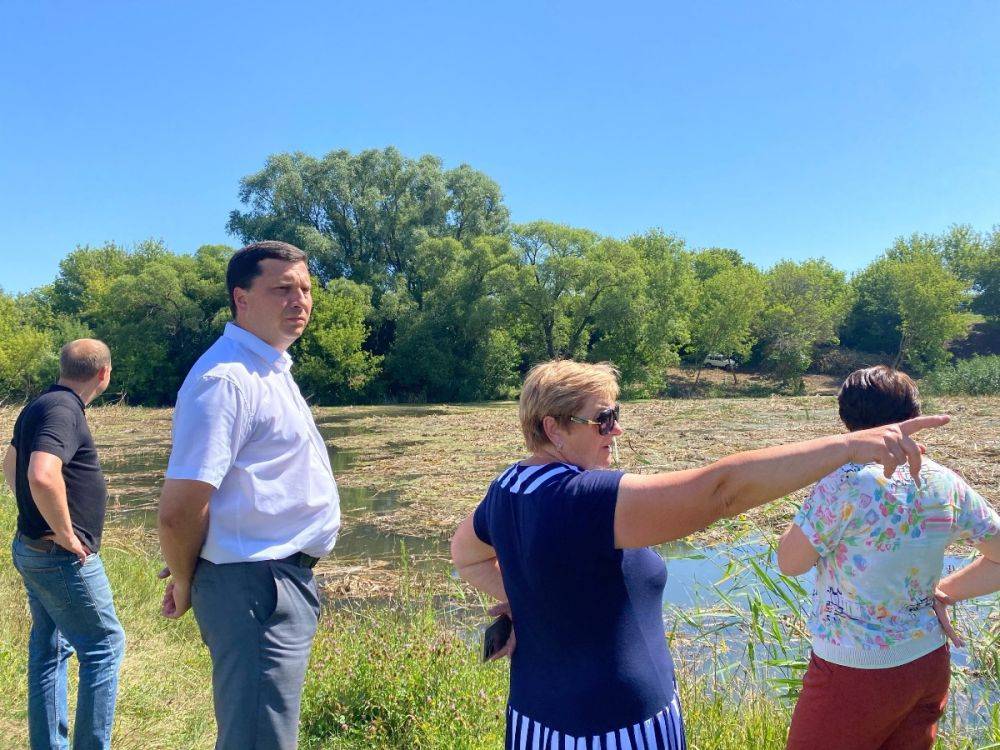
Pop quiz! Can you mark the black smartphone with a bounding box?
[482,613,513,662]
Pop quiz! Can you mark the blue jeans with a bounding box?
[11,535,126,750]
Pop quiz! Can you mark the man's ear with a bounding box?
[232,287,249,316]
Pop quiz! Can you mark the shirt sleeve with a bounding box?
[949,475,1000,546]
[550,469,624,559]
[30,405,81,464]
[472,492,492,546]
[165,375,251,488]
[793,471,851,558]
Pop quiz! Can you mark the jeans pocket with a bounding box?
[19,565,73,612]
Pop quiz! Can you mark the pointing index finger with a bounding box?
[899,414,950,436]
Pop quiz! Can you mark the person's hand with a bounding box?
[159,566,192,619]
[487,601,516,661]
[54,532,88,565]
[847,415,950,486]
[933,589,965,648]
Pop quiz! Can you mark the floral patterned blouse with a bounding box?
[794,458,1000,668]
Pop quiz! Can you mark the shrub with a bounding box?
[923,355,1000,395]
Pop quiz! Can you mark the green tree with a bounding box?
[974,227,1000,319]
[689,265,766,384]
[81,243,231,403]
[692,247,748,281]
[589,231,695,393]
[48,242,132,317]
[939,224,999,320]
[385,236,520,401]
[293,278,382,403]
[508,221,647,364]
[843,235,969,372]
[0,291,56,400]
[840,255,900,354]
[227,148,509,292]
[888,251,968,371]
[759,259,852,385]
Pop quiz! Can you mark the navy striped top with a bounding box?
[474,462,676,737]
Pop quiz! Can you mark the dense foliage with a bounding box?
[2,147,996,404]
[923,356,1000,396]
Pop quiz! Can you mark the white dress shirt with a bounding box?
[166,323,341,563]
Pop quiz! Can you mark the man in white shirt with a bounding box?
[158,241,341,750]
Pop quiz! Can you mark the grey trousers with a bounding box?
[191,558,321,750]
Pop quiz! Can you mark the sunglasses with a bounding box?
[569,404,621,435]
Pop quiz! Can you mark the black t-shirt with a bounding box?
[11,384,108,552]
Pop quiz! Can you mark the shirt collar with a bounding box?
[223,323,293,372]
[48,383,86,411]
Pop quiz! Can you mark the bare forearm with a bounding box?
[619,434,852,545]
[159,513,208,584]
[2,448,15,493]
[618,416,947,548]
[938,557,1000,604]
[457,558,509,602]
[28,476,76,539]
[158,480,212,584]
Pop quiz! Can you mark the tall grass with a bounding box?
[664,538,1000,749]
[924,356,1000,395]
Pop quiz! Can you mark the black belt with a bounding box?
[279,551,320,569]
[16,532,57,553]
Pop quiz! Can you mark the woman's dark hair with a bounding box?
[226,241,308,317]
[838,365,921,431]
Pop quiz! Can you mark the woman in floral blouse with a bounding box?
[779,365,1000,750]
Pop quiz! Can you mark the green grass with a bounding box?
[0,495,215,750]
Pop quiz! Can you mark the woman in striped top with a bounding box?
[451,360,948,750]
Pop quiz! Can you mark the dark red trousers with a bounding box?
[786,645,950,750]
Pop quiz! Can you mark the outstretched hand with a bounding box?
[487,601,516,661]
[848,415,950,485]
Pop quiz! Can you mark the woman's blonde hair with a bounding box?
[519,359,620,452]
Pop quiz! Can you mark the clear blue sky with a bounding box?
[2,1,998,294]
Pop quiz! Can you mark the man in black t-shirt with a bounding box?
[3,339,125,750]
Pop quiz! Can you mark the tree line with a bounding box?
[1,147,997,405]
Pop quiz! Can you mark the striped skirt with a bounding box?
[505,691,686,750]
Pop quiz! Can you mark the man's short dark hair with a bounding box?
[59,339,112,382]
[838,365,921,431]
[226,241,308,317]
